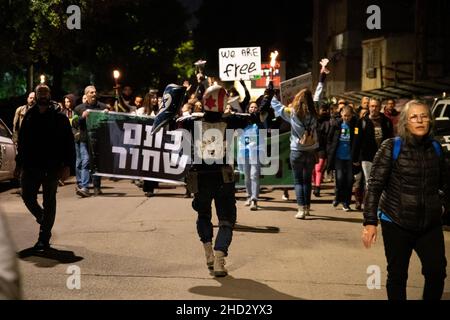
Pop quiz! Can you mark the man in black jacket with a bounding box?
[15,84,75,251]
[73,85,108,197]
[352,98,393,191]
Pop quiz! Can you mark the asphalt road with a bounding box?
[0,178,449,300]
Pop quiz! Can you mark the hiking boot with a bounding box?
[295,207,306,219]
[213,251,228,277]
[250,200,258,211]
[76,187,90,198]
[203,242,214,270]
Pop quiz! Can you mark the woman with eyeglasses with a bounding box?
[362,100,450,300]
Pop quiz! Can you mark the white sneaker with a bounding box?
[282,195,289,201]
[250,200,258,211]
[295,207,306,219]
[245,198,251,206]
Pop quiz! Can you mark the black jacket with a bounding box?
[16,103,75,171]
[352,113,393,162]
[74,101,108,142]
[363,137,450,231]
[317,115,331,158]
[326,117,356,170]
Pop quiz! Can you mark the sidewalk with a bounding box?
[0,178,449,300]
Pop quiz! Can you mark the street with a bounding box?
[0,178,449,300]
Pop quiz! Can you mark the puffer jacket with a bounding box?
[363,137,450,231]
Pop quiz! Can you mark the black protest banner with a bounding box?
[86,111,190,184]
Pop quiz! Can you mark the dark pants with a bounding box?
[334,158,353,206]
[290,150,316,206]
[192,171,236,256]
[143,180,158,193]
[381,220,447,300]
[21,169,59,244]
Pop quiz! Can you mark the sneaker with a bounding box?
[355,204,362,211]
[332,200,339,208]
[305,205,311,216]
[203,242,215,270]
[295,207,306,219]
[245,198,251,206]
[282,191,289,201]
[33,240,50,252]
[213,251,228,277]
[343,204,352,212]
[145,191,154,197]
[76,187,90,198]
[250,200,258,211]
[94,188,103,196]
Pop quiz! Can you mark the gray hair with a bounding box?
[84,85,96,95]
[397,100,434,142]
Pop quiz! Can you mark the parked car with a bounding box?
[431,98,450,169]
[0,118,17,183]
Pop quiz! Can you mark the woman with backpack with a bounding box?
[362,100,450,300]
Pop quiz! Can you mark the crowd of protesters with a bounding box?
[4,58,449,300]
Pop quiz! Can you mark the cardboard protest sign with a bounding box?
[219,47,262,81]
[280,72,312,106]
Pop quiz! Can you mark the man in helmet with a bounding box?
[153,81,268,277]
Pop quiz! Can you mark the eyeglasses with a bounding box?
[408,114,430,123]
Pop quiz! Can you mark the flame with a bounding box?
[40,74,45,84]
[113,70,120,79]
[270,51,279,68]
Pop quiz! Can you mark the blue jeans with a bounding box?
[290,150,316,206]
[75,142,101,189]
[192,170,236,256]
[21,168,58,244]
[335,158,353,206]
[243,157,260,201]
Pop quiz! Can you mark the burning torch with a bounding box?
[40,74,46,84]
[269,51,279,81]
[113,70,121,112]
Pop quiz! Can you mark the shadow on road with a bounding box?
[189,275,302,300]
[232,224,280,234]
[257,205,297,212]
[17,247,84,268]
[306,215,364,224]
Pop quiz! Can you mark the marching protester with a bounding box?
[270,59,329,219]
[73,85,109,197]
[227,79,251,113]
[238,101,268,211]
[352,98,394,192]
[15,84,75,251]
[313,104,331,197]
[362,100,450,300]
[136,89,160,197]
[327,106,357,211]
[152,80,269,278]
[383,99,400,135]
[12,92,35,143]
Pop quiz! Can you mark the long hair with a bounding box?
[397,100,434,143]
[289,88,317,121]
